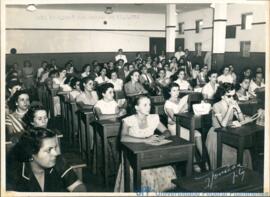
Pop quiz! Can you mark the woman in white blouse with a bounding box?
[164,83,203,171]
[202,70,219,100]
[108,70,123,91]
[95,67,109,85]
[174,69,192,91]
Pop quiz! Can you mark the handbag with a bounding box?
[192,101,211,116]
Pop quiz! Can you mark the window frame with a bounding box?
[195,19,203,33]
[240,41,251,58]
[241,13,253,30]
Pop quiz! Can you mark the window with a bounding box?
[195,20,203,33]
[240,41,251,57]
[195,42,202,55]
[178,22,184,34]
[226,25,236,39]
[241,13,253,30]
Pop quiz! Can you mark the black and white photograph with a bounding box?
[1,0,269,196]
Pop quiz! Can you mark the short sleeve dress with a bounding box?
[164,96,201,140]
[205,101,253,170]
[114,114,176,192]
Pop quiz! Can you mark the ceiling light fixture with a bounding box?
[104,7,113,14]
[26,4,37,12]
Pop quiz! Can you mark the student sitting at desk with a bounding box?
[95,67,109,85]
[6,90,30,136]
[68,77,82,102]
[94,83,126,120]
[236,77,255,101]
[164,83,203,172]
[202,70,219,100]
[248,72,265,97]
[6,127,86,192]
[206,83,253,170]
[124,70,148,97]
[114,95,176,192]
[76,77,98,109]
[173,69,192,91]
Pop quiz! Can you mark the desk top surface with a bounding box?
[122,136,194,154]
[215,123,264,136]
[95,119,121,126]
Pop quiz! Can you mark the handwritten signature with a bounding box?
[194,164,246,190]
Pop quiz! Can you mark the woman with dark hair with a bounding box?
[81,64,91,78]
[206,83,253,169]
[202,70,219,100]
[76,77,98,109]
[6,127,86,192]
[114,95,176,192]
[94,83,126,120]
[156,68,170,88]
[124,70,148,97]
[173,69,192,91]
[236,77,255,101]
[6,90,30,136]
[108,70,123,91]
[217,65,234,84]
[68,77,81,102]
[95,67,109,84]
[169,56,178,74]
[22,105,49,129]
[164,83,203,171]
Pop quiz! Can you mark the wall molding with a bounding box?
[6,28,166,32]
[213,19,227,22]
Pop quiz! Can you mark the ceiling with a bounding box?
[7,3,211,14]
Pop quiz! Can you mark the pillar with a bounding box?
[166,4,177,57]
[211,3,227,71]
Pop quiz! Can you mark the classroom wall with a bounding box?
[176,8,213,52]
[6,6,165,54]
[224,3,266,73]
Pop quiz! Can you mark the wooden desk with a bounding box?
[94,119,121,187]
[215,123,264,168]
[47,87,59,118]
[58,91,70,139]
[238,100,259,116]
[122,136,194,192]
[175,112,212,170]
[77,108,95,165]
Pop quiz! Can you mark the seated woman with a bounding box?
[68,77,82,102]
[206,83,253,170]
[6,127,86,192]
[94,83,126,120]
[114,95,176,192]
[198,64,208,86]
[124,70,148,97]
[76,77,99,109]
[169,56,178,74]
[6,90,30,137]
[52,68,71,92]
[249,72,265,97]
[156,68,171,88]
[173,69,192,91]
[202,70,219,100]
[217,65,233,84]
[81,64,91,78]
[164,83,203,171]
[95,67,109,85]
[236,77,255,101]
[108,70,123,91]
[108,70,126,107]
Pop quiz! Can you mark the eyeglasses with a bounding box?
[226,94,235,98]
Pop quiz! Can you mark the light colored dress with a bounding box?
[114,114,176,192]
[202,82,219,100]
[164,96,201,140]
[206,101,253,170]
[174,79,190,90]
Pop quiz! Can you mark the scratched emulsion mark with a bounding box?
[194,164,246,190]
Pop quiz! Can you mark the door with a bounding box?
[149,37,166,57]
[175,38,185,51]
